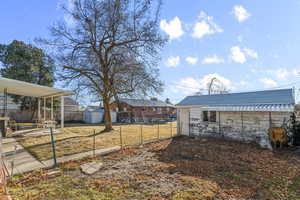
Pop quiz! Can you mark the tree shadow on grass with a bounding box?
[154,136,300,199]
[16,130,115,152]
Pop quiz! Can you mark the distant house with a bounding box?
[64,97,82,112]
[110,98,176,123]
[176,89,295,149]
[0,94,30,121]
[86,105,101,110]
[0,94,20,111]
[57,97,84,122]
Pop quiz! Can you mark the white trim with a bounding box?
[38,98,41,120]
[43,98,46,121]
[51,96,54,120]
[176,104,294,112]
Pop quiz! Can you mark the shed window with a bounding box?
[202,111,216,122]
[210,111,216,122]
[202,111,208,121]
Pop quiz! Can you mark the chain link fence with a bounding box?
[15,122,178,162]
[117,122,177,148]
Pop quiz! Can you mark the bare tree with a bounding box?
[39,0,166,131]
[207,77,230,95]
[194,77,230,95]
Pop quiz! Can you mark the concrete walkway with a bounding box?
[2,137,121,175]
[2,138,45,175]
[42,146,121,167]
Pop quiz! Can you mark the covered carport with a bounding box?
[0,77,74,137]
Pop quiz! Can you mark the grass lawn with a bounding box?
[17,122,177,161]
[7,137,300,200]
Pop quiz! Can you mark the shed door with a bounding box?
[179,109,190,136]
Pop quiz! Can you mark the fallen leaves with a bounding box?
[6,136,300,200]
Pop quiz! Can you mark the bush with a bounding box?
[288,114,300,146]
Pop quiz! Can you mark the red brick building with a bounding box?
[110,98,176,123]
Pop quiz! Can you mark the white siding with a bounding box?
[178,107,292,143]
[189,108,220,136]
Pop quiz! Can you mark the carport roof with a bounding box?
[0,77,74,98]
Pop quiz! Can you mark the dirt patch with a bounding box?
[95,149,187,197]
[7,136,300,200]
[155,137,300,199]
[90,136,300,199]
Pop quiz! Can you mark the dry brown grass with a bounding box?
[17,122,177,161]
[8,137,300,200]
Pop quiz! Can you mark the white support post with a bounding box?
[61,96,64,129]
[43,98,46,121]
[51,96,54,120]
[38,98,41,121]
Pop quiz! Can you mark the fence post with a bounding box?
[140,124,143,144]
[93,129,96,157]
[153,123,156,140]
[120,126,123,149]
[10,145,17,176]
[170,122,173,137]
[49,127,57,168]
[157,124,160,140]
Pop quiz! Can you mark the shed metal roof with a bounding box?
[177,89,295,112]
[118,98,174,107]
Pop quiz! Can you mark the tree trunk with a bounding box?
[102,95,113,132]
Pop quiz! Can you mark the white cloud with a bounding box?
[232,5,251,23]
[260,78,278,88]
[200,74,233,91]
[175,77,202,95]
[192,11,223,39]
[165,56,180,67]
[160,17,184,40]
[292,67,300,76]
[185,57,198,65]
[266,68,289,80]
[175,73,233,95]
[252,67,300,80]
[202,55,224,64]
[230,46,258,63]
[244,48,258,59]
[230,46,246,63]
[239,80,248,87]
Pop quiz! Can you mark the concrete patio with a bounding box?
[2,137,45,175]
[2,136,121,175]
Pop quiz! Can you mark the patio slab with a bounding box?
[2,137,45,175]
[1,136,120,175]
[42,146,121,167]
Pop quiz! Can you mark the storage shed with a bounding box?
[83,108,117,124]
[176,89,295,148]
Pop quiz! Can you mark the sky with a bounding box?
[1,0,300,104]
